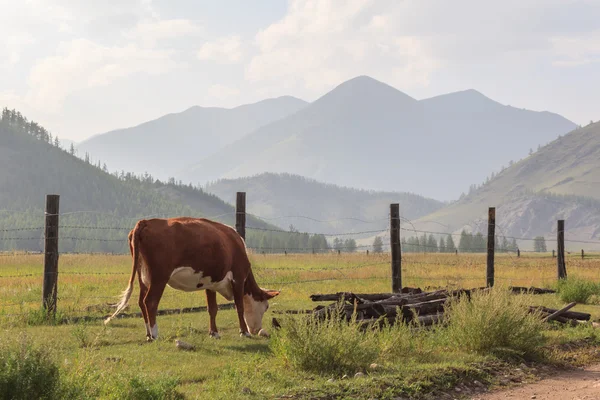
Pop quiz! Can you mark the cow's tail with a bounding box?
[104,221,144,325]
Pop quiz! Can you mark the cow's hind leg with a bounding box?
[232,281,250,337]
[206,289,220,339]
[144,280,167,341]
[137,278,151,340]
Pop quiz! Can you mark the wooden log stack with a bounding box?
[272,286,593,330]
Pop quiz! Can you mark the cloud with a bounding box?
[125,19,203,45]
[25,39,178,112]
[245,0,440,94]
[197,35,243,63]
[551,31,600,67]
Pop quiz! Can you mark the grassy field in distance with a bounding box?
[1,252,600,399]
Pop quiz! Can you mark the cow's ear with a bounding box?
[263,289,281,299]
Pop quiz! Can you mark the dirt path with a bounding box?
[473,364,600,400]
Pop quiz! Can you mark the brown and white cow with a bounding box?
[104,217,280,341]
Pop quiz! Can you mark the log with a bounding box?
[414,313,443,326]
[510,286,556,295]
[543,302,577,322]
[529,306,591,321]
[310,292,398,302]
[405,298,447,315]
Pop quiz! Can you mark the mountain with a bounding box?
[205,172,445,234]
[76,96,307,180]
[0,110,314,253]
[181,76,576,200]
[410,121,600,250]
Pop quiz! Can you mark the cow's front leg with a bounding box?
[232,281,250,337]
[205,289,220,339]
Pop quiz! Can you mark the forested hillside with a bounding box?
[412,121,600,250]
[0,108,328,253]
[205,172,444,233]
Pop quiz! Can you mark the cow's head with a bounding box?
[243,288,280,337]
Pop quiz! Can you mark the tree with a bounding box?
[438,236,446,253]
[529,148,533,155]
[458,230,472,253]
[533,236,547,252]
[446,235,456,253]
[427,234,438,253]
[372,236,383,253]
[333,237,343,252]
[344,238,357,253]
[473,232,486,253]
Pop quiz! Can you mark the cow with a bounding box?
[103,217,280,341]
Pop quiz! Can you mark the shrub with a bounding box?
[0,338,61,400]
[443,287,546,359]
[270,305,380,375]
[557,277,600,304]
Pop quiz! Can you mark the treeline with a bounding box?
[402,230,519,253]
[246,226,330,254]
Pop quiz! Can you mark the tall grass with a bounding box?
[0,336,61,400]
[270,305,381,375]
[556,277,600,304]
[443,287,546,359]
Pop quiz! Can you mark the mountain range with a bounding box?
[77,75,576,201]
[76,96,307,180]
[181,76,576,200]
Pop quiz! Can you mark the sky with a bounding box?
[1,0,599,142]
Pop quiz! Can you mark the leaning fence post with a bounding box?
[235,192,246,241]
[557,220,566,280]
[390,203,401,292]
[42,194,60,315]
[487,207,495,287]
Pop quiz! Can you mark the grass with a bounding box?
[442,287,547,360]
[0,252,599,399]
[556,276,600,304]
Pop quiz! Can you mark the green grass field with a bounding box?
[1,252,600,399]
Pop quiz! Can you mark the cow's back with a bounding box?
[136,217,250,282]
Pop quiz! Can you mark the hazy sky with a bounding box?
[1,0,599,142]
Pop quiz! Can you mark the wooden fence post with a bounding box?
[552,249,555,258]
[390,203,402,293]
[235,192,246,241]
[517,248,521,258]
[487,207,495,287]
[42,194,60,315]
[557,220,566,280]
[581,249,584,260]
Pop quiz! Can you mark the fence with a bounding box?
[1,193,600,321]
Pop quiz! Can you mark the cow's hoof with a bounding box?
[209,331,221,339]
[240,331,252,338]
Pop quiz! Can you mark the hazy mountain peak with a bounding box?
[310,75,418,115]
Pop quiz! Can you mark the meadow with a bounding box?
[1,252,600,399]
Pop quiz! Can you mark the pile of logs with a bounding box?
[272,286,593,329]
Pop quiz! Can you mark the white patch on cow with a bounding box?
[151,324,158,339]
[242,294,269,335]
[167,267,210,292]
[140,258,151,287]
[167,268,234,300]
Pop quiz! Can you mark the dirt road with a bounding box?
[473,364,600,400]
